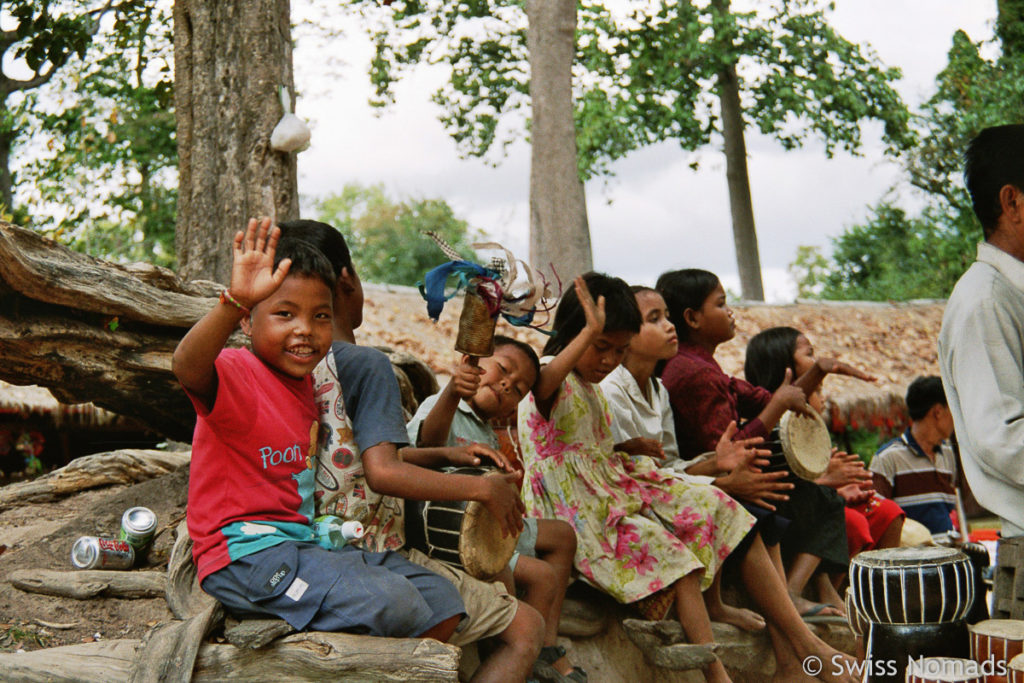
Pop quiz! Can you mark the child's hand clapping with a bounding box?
[770,368,813,417]
[229,217,292,311]
[714,421,770,473]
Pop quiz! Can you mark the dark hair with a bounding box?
[543,271,641,356]
[273,239,337,291]
[277,219,353,281]
[655,269,720,342]
[964,124,1024,239]
[905,376,947,421]
[493,335,541,385]
[744,327,802,391]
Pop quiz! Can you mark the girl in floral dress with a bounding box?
[519,273,859,683]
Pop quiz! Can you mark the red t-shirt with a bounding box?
[186,348,320,582]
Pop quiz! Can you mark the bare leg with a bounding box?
[787,552,841,617]
[704,570,766,631]
[532,519,577,675]
[877,516,903,549]
[418,613,461,642]
[815,573,845,615]
[741,535,859,683]
[673,571,732,683]
[471,600,544,683]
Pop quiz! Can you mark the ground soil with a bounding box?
[0,466,188,653]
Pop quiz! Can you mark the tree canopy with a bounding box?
[314,183,481,287]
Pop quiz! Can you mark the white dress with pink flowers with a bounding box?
[518,369,754,607]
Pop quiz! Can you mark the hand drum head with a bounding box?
[778,410,831,480]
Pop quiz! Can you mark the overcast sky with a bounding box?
[292,1,996,301]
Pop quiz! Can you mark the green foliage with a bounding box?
[805,204,979,301]
[315,184,481,286]
[345,0,911,180]
[794,13,1024,302]
[13,1,177,267]
[788,245,829,299]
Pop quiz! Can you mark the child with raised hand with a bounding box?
[523,273,859,683]
[658,269,852,622]
[276,219,543,683]
[173,218,465,642]
[744,326,903,558]
[520,273,756,683]
[408,335,584,682]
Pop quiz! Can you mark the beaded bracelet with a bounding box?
[219,289,250,316]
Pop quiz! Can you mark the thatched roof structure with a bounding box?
[0,381,124,427]
[355,284,944,436]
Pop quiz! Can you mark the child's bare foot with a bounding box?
[706,602,766,632]
[790,593,842,618]
[802,644,860,683]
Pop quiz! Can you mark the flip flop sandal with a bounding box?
[534,646,589,682]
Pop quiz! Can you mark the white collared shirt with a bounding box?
[938,241,1024,533]
[600,365,715,484]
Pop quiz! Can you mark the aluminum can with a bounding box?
[119,506,157,556]
[71,536,135,570]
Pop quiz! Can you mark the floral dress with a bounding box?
[518,369,755,613]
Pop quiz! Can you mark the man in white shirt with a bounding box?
[938,124,1024,537]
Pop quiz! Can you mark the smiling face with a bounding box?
[576,330,635,383]
[630,290,678,361]
[243,274,334,379]
[469,345,538,420]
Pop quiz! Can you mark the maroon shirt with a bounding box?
[662,342,772,458]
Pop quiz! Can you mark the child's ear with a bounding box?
[337,266,357,294]
[683,307,701,330]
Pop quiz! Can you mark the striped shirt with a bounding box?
[869,428,956,534]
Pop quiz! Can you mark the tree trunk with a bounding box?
[0,129,13,211]
[712,0,765,302]
[173,0,299,284]
[525,0,592,287]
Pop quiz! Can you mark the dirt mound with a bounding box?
[0,467,187,651]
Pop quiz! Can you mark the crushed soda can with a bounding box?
[71,536,135,570]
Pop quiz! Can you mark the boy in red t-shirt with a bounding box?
[174,218,464,640]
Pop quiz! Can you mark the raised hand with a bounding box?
[816,448,873,489]
[818,357,876,383]
[575,275,606,337]
[715,465,793,511]
[229,217,291,310]
[772,368,813,417]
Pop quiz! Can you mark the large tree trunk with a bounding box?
[173,0,299,284]
[712,0,764,302]
[525,0,592,286]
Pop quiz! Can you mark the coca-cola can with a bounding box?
[118,506,157,557]
[71,536,135,570]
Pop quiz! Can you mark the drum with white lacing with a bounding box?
[906,657,984,683]
[970,619,1024,683]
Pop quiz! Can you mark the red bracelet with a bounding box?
[219,289,250,315]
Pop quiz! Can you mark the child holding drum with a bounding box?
[407,336,585,682]
[519,273,858,683]
[743,326,905,559]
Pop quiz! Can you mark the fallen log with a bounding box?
[0,221,435,439]
[9,569,166,599]
[224,617,296,649]
[0,449,190,511]
[0,633,461,682]
[622,619,717,671]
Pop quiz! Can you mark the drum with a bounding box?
[777,410,831,480]
[849,546,974,625]
[906,657,983,683]
[971,620,1024,683]
[868,623,972,683]
[404,466,519,580]
[845,586,869,637]
[1008,652,1024,683]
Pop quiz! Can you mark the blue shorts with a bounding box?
[201,541,466,638]
[508,517,539,571]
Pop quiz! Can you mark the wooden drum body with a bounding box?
[906,657,984,683]
[970,619,1024,683]
[404,466,519,580]
[1008,653,1024,683]
[849,546,974,625]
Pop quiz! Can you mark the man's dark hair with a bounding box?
[964,124,1024,239]
[905,375,947,422]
